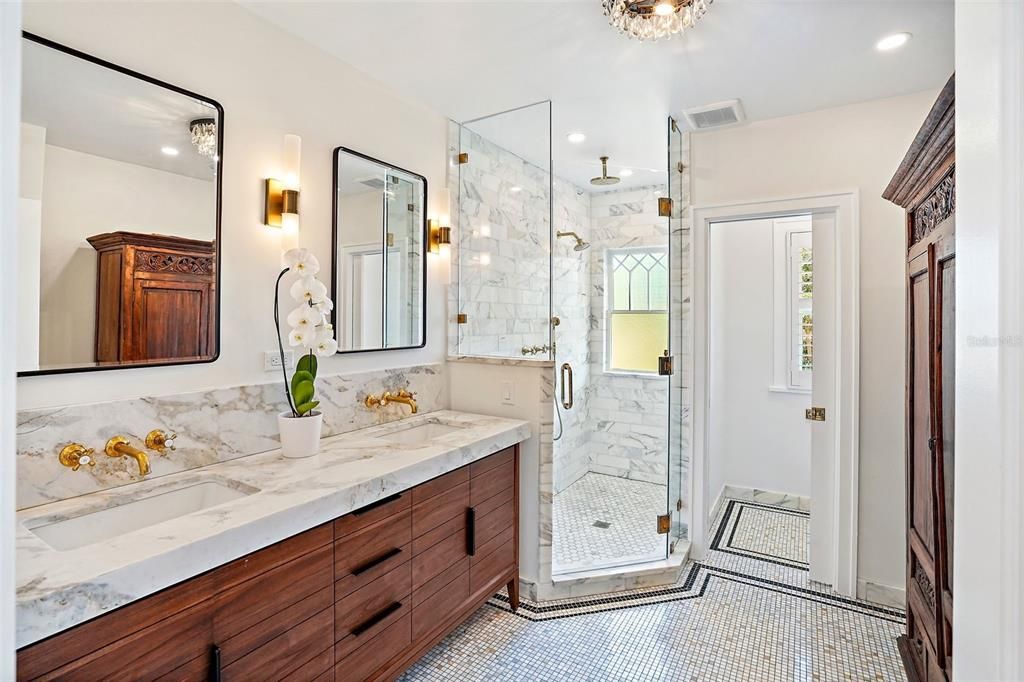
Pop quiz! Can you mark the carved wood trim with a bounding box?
[913,556,937,610]
[910,171,955,246]
[135,251,214,276]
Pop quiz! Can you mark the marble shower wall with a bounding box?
[16,364,447,509]
[587,185,672,485]
[454,128,551,358]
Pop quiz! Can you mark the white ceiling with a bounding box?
[244,0,953,190]
[22,39,219,181]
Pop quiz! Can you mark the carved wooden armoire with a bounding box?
[882,75,955,682]
[88,231,217,364]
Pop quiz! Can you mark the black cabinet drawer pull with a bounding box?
[467,507,477,556]
[351,602,403,637]
[351,547,403,576]
[209,644,221,682]
[353,493,402,515]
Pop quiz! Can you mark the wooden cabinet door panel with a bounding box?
[469,446,515,478]
[132,279,211,361]
[411,570,470,641]
[220,608,333,682]
[412,526,468,590]
[470,460,515,506]
[412,466,469,504]
[412,481,469,537]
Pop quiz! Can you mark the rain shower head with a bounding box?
[557,230,591,252]
[590,156,620,186]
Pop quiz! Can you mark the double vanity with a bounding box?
[16,411,529,681]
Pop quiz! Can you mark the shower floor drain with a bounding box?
[592,520,611,529]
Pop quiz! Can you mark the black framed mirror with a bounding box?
[332,147,427,353]
[17,33,223,376]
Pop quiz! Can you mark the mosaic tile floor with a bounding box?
[552,473,668,574]
[401,498,906,682]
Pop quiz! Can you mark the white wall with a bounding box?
[18,1,449,408]
[691,89,940,593]
[17,123,43,370]
[708,218,811,501]
[954,1,1024,678]
[1,3,21,675]
[35,144,215,367]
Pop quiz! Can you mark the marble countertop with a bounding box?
[15,410,530,648]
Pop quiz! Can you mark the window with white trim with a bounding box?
[605,247,669,374]
[770,215,813,392]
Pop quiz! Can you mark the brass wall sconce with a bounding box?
[428,218,451,255]
[264,134,302,230]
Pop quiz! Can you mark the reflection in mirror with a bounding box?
[17,34,222,375]
[333,148,426,353]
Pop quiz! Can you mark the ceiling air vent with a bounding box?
[682,99,746,131]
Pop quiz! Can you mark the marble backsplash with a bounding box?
[16,364,447,510]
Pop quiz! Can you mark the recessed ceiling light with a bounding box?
[509,186,522,193]
[875,32,911,52]
[619,168,634,177]
[654,1,674,16]
[161,146,179,156]
[567,132,586,144]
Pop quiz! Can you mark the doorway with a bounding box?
[691,192,860,596]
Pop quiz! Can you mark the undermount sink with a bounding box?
[27,480,254,551]
[379,421,466,446]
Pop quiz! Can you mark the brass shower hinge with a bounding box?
[658,197,673,217]
[456,313,468,324]
[805,407,826,422]
[670,117,679,133]
[457,152,469,164]
[658,351,674,376]
[677,161,686,174]
[676,499,683,512]
[657,514,671,535]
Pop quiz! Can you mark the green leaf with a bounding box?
[296,353,318,379]
[295,400,320,415]
[290,370,314,396]
[292,380,315,407]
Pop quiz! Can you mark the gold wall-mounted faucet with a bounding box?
[58,443,96,471]
[105,436,151,476]
[364,389,418,414]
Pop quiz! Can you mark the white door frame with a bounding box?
[690,191,860,597]
[1,2,22,677]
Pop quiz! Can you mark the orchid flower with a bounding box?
[282,248,320,276]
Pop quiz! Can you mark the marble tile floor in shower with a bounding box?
[552,473,669,574]
[400,498,906,682]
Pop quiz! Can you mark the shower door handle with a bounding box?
[560,363,574,410]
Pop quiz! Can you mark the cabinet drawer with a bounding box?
[470,460,515,506]
[335,492,411,539]
[335,509,411,599]
[334,614,411,682]
[221,607,333,682]
[412,570,470,641]
[214,542,333,643]
[412,466,469,503]
[475,498,515,549]
[412,481,469,537]
[335,562,412,659]
[413,526,468,590]
[281,646,334,682]
[470,446,515,478]
[28,601,213,682]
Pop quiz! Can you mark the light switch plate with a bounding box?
[264,350,294,372]
[500,381,515,405]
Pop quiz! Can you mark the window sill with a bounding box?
[603,368,665,379]
[768,384,811,395]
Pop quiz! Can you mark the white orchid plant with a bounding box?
[275,248,338,417]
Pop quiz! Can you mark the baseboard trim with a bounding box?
[857,578,905,610]
[715,484,811,514]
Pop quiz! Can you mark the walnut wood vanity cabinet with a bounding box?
[87,231,217,364]
[17,445,520,682]
[883,75,955,682]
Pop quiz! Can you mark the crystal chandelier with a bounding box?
[601,0,712,42]
[189,118,217,158]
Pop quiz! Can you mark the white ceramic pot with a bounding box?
[277,410,323,459]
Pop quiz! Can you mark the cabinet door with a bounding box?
[131,278,212,361]
[906,249,940,663]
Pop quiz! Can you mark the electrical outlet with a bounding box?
[264,350,294,372]
[500,381,515,405]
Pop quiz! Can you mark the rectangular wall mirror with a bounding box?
[332,147,427,353]
[17,33,223,376]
